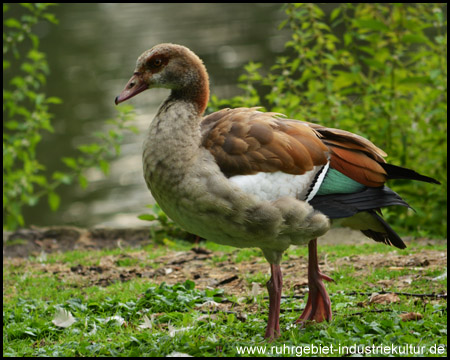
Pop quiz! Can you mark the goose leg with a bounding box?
[296,238,333,324]
[264,263,283,339]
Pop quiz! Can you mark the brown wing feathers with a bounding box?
[201,108,389,187]
[201,108,329,177]
[307,124,388,161]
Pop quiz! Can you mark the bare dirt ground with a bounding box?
[3,226,447,302]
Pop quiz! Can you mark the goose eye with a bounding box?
[149,57,163,68]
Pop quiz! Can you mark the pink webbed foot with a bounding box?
[296,238,333,324]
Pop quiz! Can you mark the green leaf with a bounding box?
[116,104,134,114]
[78,175,88,189]
[27,196,39,206]
[46,96,62,104]
[401,34,429,44]
[5,121,19,130]
[62,157,78,170]
[398,76,431,85]
[29,33,39,49]
[10,76,26,88]
[5,18,21,28]
[48,191,60,211]
[138,214,156,221]
[43,12,59,24]
[27,49,45,62]
[20,3,35,12]
[78,143,101,154]
[184,279,195,290]
[52,171,73,185]
[290,58,301,72]
[99,160,109,175]
[332,71,358,90]
[344,32,353,46]
[361,57,385,70]
[354,19,389,31]
[278,19,288,30]
[330,7,341,22]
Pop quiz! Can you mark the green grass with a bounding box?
[3,239,447,357]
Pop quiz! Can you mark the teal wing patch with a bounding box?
[317,168,366,195]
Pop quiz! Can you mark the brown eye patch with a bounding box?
[146,55,169,72]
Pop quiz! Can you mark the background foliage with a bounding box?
[3,3,136,230]
[3,4,447,237]
[210,3,447,237]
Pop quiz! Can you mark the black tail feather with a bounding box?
[309,186,411,219]
[310,186,408,249]
[361,210,406,249]
[380,163,441,184]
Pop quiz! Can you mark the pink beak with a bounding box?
[115,72,148,105]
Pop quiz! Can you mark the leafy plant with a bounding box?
[209,3,447,237]
[137,280,224,313]
[3,4,138,230]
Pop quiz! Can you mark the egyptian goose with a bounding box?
[115,43,440,339]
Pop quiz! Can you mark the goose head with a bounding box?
[115,43,210,114]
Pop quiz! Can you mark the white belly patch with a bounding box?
[229,166,324,202]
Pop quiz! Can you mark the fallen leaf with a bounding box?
[388,266,405,270]
[369,293,401,304]
[88,322,97,335]
[377,279,394,287]
[104,315,125,326]
[138,315,153,330]
[433,270,447,281]
[399,312,423,321]
[37,251,48,263]
[195,300,220,309]
[196,314,218,322]
[168,324,193,338]
[236,312,248,322]
[250,282,261,298]
[52,308,76,328]
[399,275,414,284]
[166,351,193,357]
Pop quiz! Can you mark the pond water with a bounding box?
[20,3,291,228]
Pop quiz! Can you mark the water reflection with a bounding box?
[22,3,290,228]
